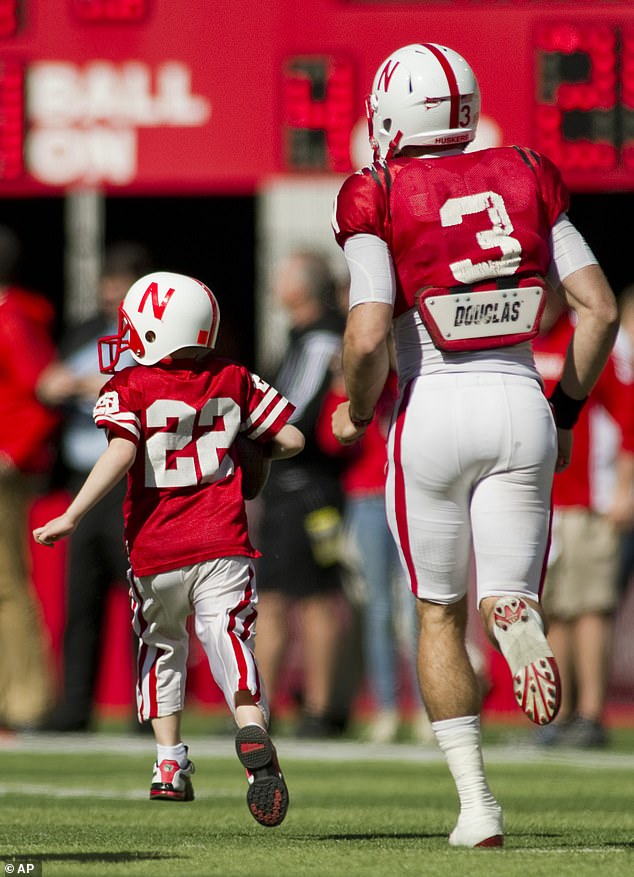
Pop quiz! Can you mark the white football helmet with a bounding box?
[366,43,480,160]
[98,271,220,373]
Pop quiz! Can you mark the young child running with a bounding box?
[33,271,304,827]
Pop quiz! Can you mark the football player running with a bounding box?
[331,43,618,847]
[34,271,304,828]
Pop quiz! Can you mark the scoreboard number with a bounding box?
[534,22,634,177]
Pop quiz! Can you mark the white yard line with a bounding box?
[1,732,634,769]
[0,782,238,800]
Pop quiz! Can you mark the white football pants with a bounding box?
[129,556,268,723]
[386,372,557,606]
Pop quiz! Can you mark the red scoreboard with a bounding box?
[1,1,634,194]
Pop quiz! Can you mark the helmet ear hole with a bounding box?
[383,118,392,132]
[145,330,156,343]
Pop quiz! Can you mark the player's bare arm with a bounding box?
[268,423,305,460]
[333,301,392,445]
[33,436,136,546]
[557,263,619,398]
[550,264,618,471]
[237,424,304,500]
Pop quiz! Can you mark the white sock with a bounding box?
[156,742,188,768]
[432,715,499,814]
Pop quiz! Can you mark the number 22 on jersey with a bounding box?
[145,397,240,488]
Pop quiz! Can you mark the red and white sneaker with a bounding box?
[235,724,289,827]
[150,758,195,802]
[493,596,561,726]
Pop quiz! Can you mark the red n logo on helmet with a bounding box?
[376,60,399,92]
[138,281,175,320]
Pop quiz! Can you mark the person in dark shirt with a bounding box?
[254,249,347,737]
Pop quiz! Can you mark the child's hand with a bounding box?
[33,513,77,546]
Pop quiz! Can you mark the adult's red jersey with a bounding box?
[333,146,569,317]
[93,355,294,576]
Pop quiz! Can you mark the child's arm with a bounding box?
[33,437,136,546]
[267,423,304,460]
[237,424,304,500]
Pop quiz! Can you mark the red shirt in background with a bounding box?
[0,286,59,472]
[533,312,634,509]
[316,371,399,497]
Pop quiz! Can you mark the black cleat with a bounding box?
[235,724,289,827]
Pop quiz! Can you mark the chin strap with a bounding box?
[385,131,403,160]
[365,94,381,161]
[366,91,404,161]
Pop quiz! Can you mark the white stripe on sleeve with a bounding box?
[248,397,290,439]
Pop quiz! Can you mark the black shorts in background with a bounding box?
[256,480,343,598]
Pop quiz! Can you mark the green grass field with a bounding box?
[0,723,632,877]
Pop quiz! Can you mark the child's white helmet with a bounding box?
[98,271,220,373]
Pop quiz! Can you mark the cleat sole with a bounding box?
[494,597,561,726]
[235,725,289,827]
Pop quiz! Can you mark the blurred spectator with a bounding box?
[36,242,153,731]
[254,249,347,737]
[0,225,58,729]
[614,284,634,597]
[533,289,634,747]
[317,363,432,742]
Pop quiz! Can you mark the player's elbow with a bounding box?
[584,290,619,346]
[344,320,388,359]
[565,264,619,335]
[600,296,620,335]
[272,424,305,459]
[284,424,305,457]
[344,302,392,358]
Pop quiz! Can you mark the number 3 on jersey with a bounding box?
[145,397,240,488]
[440,191,522,284]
